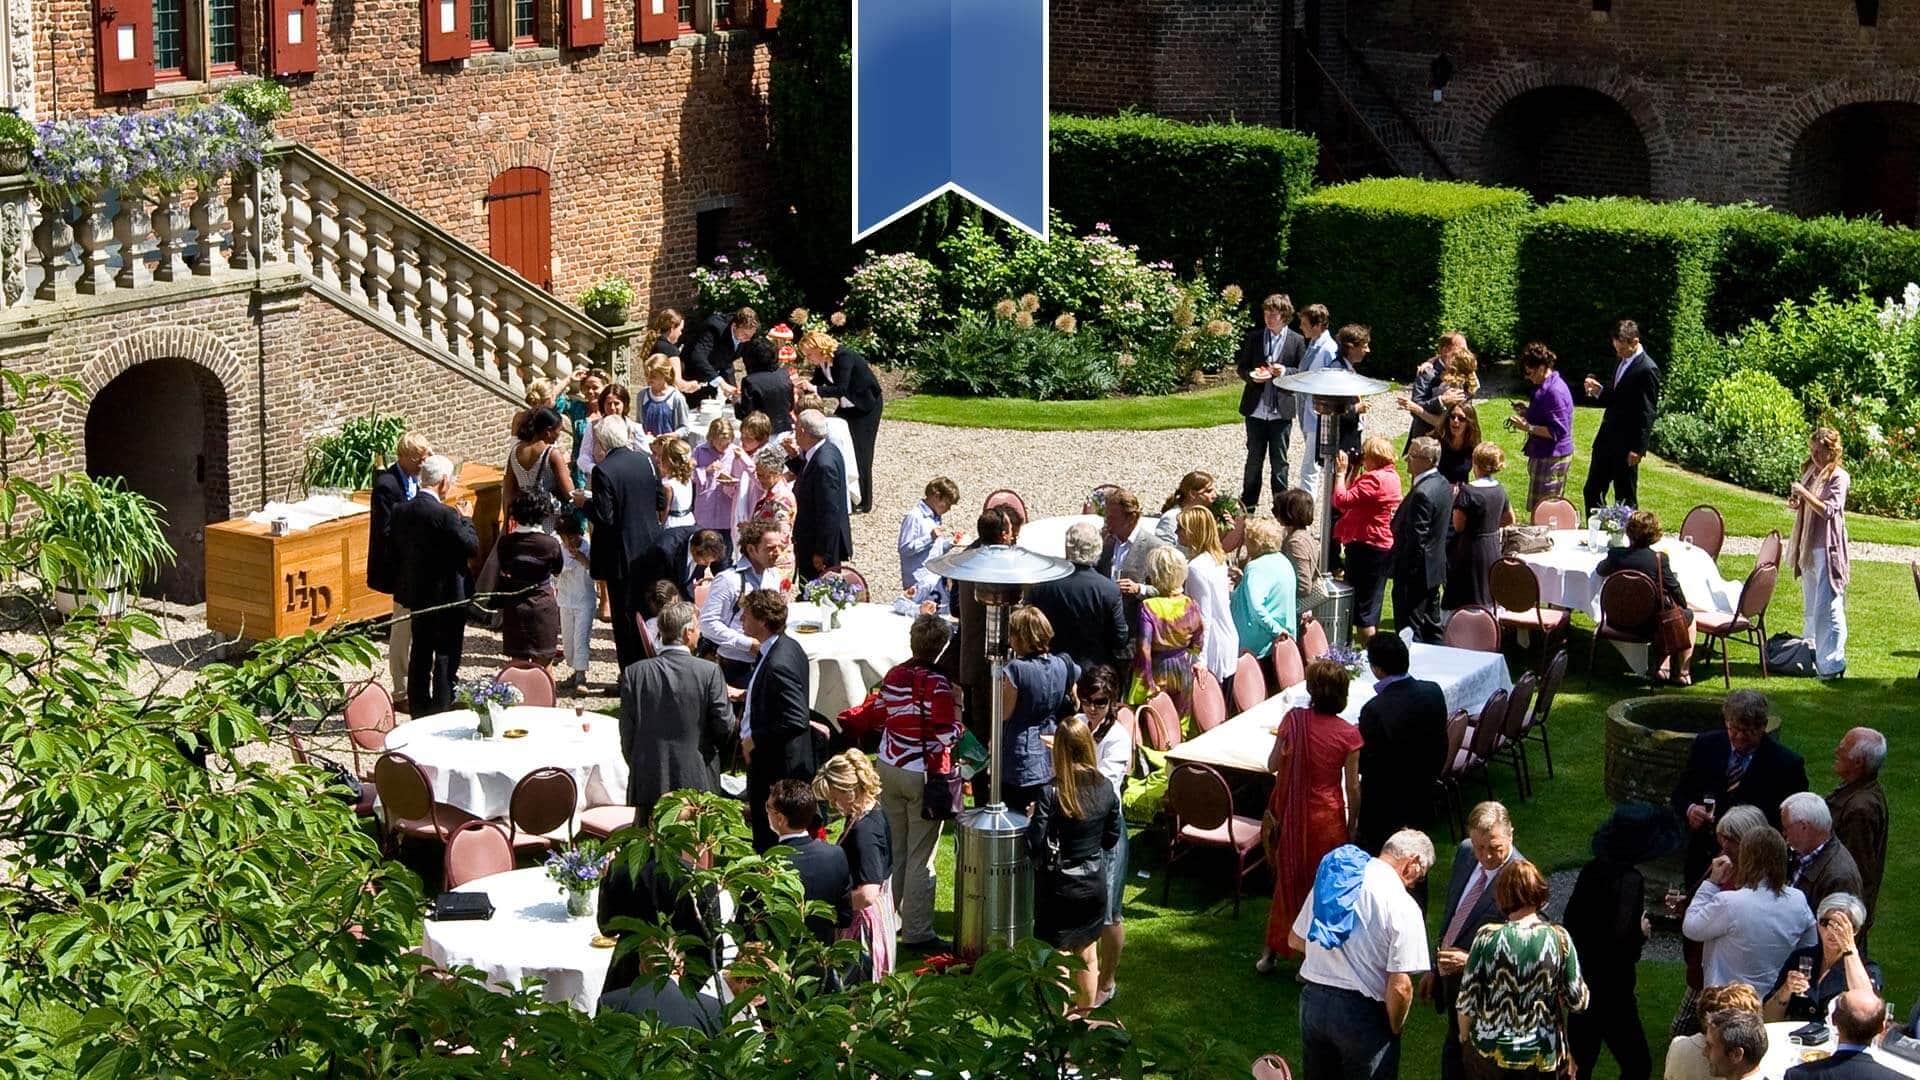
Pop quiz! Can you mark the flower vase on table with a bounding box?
[1324,643,1370,680]
[456,678,526,738]
[802,572,866,632]
[546,844,609,919]
[1598,503,1634,549]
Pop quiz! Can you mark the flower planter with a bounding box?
[1603,695,1780,806]
[0,145,29,175]
[52,568,132,618]
[584,303,627,328]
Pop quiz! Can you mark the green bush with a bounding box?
[1668,371,1811,495]
[910,309,1121,400]
[302,411,407,492]
[841,250,944,366]
[1715,288,1920,410]
[1289,178,1531,376]
[1708,206,1920,335]
[1515,198,1723,385]
[1050,112,1318,295]
[690,241,799,323]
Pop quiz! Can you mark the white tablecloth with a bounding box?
[1166,642,1514,774]
[787,601,915,718]
[422,867,613,1015]
[384,705,626,820]
[1516,530,1738,673]
[1018,515,1103,560]
[1758,1022,1920,1078]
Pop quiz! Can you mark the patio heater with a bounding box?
[924,542,1074,961]
[1275,367,1390,649]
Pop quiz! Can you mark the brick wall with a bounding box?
[35,4,774,311]
[1050,0,1287,125]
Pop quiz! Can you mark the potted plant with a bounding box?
[577,277,636,327]
[301,412,407,495]
[26,474,176,617]
[220,78,294,129]
[0,113,35,176]
[801,571,864,629]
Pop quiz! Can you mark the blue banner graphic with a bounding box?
[852,0,1048,241]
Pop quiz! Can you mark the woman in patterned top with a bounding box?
[1456,859,1589,1078]
[1125,545,1206,723]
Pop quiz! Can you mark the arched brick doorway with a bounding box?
[1790,102,1920,226]
[487,166,553,290]
[85,359,230,604]
[1480,87,1652,202]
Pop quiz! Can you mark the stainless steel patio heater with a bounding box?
[923,542,1074,961]
[1275,366,1390,649]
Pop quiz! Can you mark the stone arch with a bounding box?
[484,138,560,180]
[1465,65,1674,199]
[70,325,250,421]
[1772,76,1920,224]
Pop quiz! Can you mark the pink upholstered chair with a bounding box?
[344,682,397,779]
[373,751,478,853]
[1496,671,1538,799]
[1680,504,1726,563]
[1756,530,1784,569]
[494,662,556,709]
[1692,561,1779,687]
[1586,571,1659,687]
[1452,689,1510,803]
[831,564,870,598]
[1114,705,1140,752]
[1524,650,1568,780]
[1298,614,1329,663]
[443,821,514,889]
[1232,652,1268,714]
[1442,606,1501,653]
[578,804,639,840]
[1251,1053,1294,1080]
[1434,709,1472,837]
[1489,557,1569,669]
[506,767,579,853]
[984,489,1029,523]
[1270,635,1306,689]
[1163,762,1265,915]
[1140,692,1184,751]
[1531,498,1578,530]
[1191,668,1228,733]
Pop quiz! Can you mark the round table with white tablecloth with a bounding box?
[421,867,613,1015]
[1756,1021,1920,1078]
[785,600,915,718]
[383,706,627,821]
[1515,530,1739,674]
[1018,515,1103,560]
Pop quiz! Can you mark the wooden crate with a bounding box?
[205,509,389,641]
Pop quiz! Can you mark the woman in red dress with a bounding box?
[1257,657,1363,973]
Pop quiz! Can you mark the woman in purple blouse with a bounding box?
[1505,342,1576,511]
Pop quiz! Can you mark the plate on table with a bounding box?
[590,934,618,949]
[503,728,529,739]
[793,624,822,634]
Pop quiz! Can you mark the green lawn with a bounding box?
[885,383,1244,431]
[909,555,1918,1075]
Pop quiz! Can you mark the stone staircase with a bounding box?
[0,141,611,405]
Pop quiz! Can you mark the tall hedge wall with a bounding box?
[1515,199,1724,385]
[1288,178,1531,377]
[1708,207,1920,334]
[1050,113,1319,297]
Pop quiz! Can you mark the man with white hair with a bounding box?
[1288,830,1435,1080]
[386,454,478,714]
[1782,790,1864,921]
[1827,727,1887,930]
[786,408,852,581]
[574,413,666,673]
[1024,520,1128,676]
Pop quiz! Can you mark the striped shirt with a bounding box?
[876,662,962,772]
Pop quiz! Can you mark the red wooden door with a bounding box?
[486,167,553,290]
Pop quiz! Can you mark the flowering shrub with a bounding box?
[912,309,1120,400]
[221,78,293,127]
[841,250,944,365]
[691,240,799,320]
[31,105,265,204]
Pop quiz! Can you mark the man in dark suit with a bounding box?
[576,415,667,674]
[596,968,723,1033]
[1784,990,1906,1079]
[766,778,853,943]
[386,454,479,714]
[1781,790,1864,918]
[1827,727,1888,933]
[1024,521,1128,677]
[367,430,430,706]
[1355,632,1449,855]
[1236,293,1305,512]
[682,306,754,405]
[805,332,884,514]
[641,527,728,604]
[734,338,794,435]
[1427,801,1522,1080]
[1397,332,1470,447]
[1582,318,1661,514]
[618,601,734,819]
[740,590,819,851]
[1391,436,1453,644]
[787,409,853,581]
[1670,689,1810,883]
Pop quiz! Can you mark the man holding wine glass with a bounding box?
[1669,690,1810,885]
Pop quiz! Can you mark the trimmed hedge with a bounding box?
[1708,206,1920,334]
[1515,198,1724,385]
[1289,178,1531,377]
[1049,113,1318,297]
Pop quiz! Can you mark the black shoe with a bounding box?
[901,935,954,954]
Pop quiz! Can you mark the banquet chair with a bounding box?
[1755,530,1784,570]
[1082,484,1120,516]
[494,662,556,709]
[1114,704,1139,750]
[1162,762,1264,916]
[1679,504,1726,563]
[1140,692,1184,752]
[1586,571,1659,688]
[289,728,378,818]
[1441,606,1501,653]
[1232,653,1268,714]
[344,681,398,780]
[373,751,479,855]
[506,767,579,854]
[1489,557,1569,670]
[1191,668,1228,733]
[1452,689,1509,802]
[1270,635,1306,690]
[984,489,1029,523]
[1531,498,1578,530]
[578,804,640,840]
[1433,709,1472,838]
[1251,1053,1294,1080]
[1524,650,1569,780]
[443,821,514,889]
[831,564,871,598]
[1497,672,1538,800]
[1691,561,1778,687]
[1298,614,1330,663]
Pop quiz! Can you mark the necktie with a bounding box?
[1444,869,1489,947]
[1726,750,1750,793]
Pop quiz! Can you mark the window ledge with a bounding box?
[149,71,256,99]
[466,45,561,69]
[671,27,757,48]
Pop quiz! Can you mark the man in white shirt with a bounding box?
[699,519,789,690]
[1702,1007,1768,1078]
[1288,829,1435,1080]
[898,477,959,589]
[1297,303,1340,502]
[1096,488,1170,600]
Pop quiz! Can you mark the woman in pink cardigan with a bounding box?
[1331,435,1403,643]
[1787,427,1850,680]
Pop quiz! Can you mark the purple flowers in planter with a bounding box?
[31,104,266,206]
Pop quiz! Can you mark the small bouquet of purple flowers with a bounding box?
[802,572,865,627]
[544,843,609,917]
[1597,503,1635,534]
[1323,643,1369,679]
[455,679,524,737]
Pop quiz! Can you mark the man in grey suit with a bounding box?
[1391,436,1454,644]
[1427,800,1524,1080]
[617,600,734,821]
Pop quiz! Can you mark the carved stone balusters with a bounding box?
[32,199,75,302]
[73,194,115,295]
[336,194,370,306]
[445,262,476,363]
[150,189,190,282]
[306,175,340,287]
[225,166,257,271]
[190,177,230,277]
[472,276,505,379]
[110,191,152,290]
[392,229,424,333]
[362,208,398,321]
[277,161,313,272]
[257,161,285,266]
[497,292,531,382]
[420,249,450,350]
[0,194,28,307]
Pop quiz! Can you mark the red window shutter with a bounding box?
[761,0,779,28]
[636,0,676,43]
[95,0,156,94]
[268,0,320,73]
[564,0,604,47]
[421,0,471,62]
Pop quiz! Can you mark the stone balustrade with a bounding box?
[0,142,611,401]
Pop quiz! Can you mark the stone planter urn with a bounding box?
[1603,695,1782,806]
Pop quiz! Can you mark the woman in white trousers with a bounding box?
[1787,428,1850,680]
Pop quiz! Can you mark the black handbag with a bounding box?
[427,892,495,921]
[918,670,964,821]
